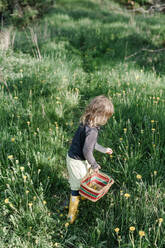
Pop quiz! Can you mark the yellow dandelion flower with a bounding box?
[136,174,142,180]
[124,193,130,199]
[151,120,155,123]
[27,121,30,126]
[35,239,39,244]
[114,227,120,233]
[60,213,63,217]
[26,190,29,194]
[20,167,24,172]
[139,230,145,237]
[14,96,18,100]
[28,202,33,207]
[43,201,47,205]
[11,138,15,142]
[65,222,69,228]
[119,138,123,141]
[152,128,155,132]
[123,128,127,133]
[23,175,27,180]
[4,198,9,204]
[8,155,13,159]
[159,218,163,223]
[129,226,135,232]
[54,243,60,247]
[33,196,36,200]
[154,171,157,176]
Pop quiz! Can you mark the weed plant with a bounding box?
[0,0,165,247]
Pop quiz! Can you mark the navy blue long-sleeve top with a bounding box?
[68,124,100,169]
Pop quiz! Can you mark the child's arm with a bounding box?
[83,129,100,170]
[95,143,113,154]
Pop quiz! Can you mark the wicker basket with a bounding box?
[79,171,114,202]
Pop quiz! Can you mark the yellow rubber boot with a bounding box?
[67,195,80,224]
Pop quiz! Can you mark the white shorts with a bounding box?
[66,154,91,190]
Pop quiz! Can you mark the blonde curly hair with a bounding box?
[81,95,114,127]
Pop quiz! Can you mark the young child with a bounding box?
[66,95,114,223]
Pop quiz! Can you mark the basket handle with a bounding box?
[87,168,97,176]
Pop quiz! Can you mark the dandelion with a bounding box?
[43,200,47,205]
[27,121,30,126]
[129,226,135,248]
[151,120,155,123]
[110,154,113,158]
[20,167,24,172]
[129,226,135,232]
[136,174,142,180]
[8,155,13,159]
[114,228,120,233]
[152,128,155,132]
[33,196,36,201]
[16,160,19,164]
[119,138,123,141]
[11,138,15,142]
[124,193,130,199]
[26,190,29,194]
[35,239,39,244]
[20,69,23,73]
[123,128,127,133]
[154,171,157,176]
[158,218,163,224]
[28,202,33,207]
[14,96,18,100]
[65,222,69,228]
[60,213,63,217]
[4,198,9,204]
[23,175,27,181]
[54,243,60,247]
[139,231,145,237]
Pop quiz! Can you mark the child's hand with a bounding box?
[106,147,113,155]
[93,165,101,173]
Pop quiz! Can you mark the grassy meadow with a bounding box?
[0,0,165,247]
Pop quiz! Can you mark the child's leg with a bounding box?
[66,155,89,223]
[71,190,79,196]
[67,194,80,224]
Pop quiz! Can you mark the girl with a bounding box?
[67,95,114,223]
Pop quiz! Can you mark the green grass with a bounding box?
[0,0,165,247]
